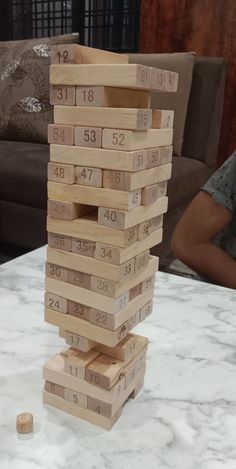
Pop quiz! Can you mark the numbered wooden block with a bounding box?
[152,110,174,129]
[129,376,145,399]
[65,331,96,353]
[74,127,102,148]
[46,262,68,282]
[129,283,142,301]
[103,165,171,191]
[48,124,74,146]
[138,215,163,240]
[50,85,76,106]
[89,308,116,330]
[45,291,67,314]
[141,181,168,206]
[75,166,103,187]
[67,269,91,289]
[95,243,120,265]
[139,300,153,322]
[64,388,88,408]
[76,86,151,108]
[125,355,146,390]
[94,333,143,362]
[50,144,148,173]
[87,396,112,418]
[48,232,72,252]
[45,381,65,399]
[16,413,33,434]
[54,106,152,131]
[151,67,165,91]
[48,162,75,185]
[51,44,129,65]
[102,128,173,151]
[62,347,100,380]
[90,276,117,298]
[48,200,78,220]
[134,251,150,273]
[98,208,126,230]
[50,64,153,90]
[146,145,173,169]
[72,238,95,258]
[151,68,178,92]
[67,301,91,321]
[164,70,179,92]
[141,275,155,293]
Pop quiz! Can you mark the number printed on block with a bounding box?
[67,269,91,289]
[151,68,166,91]
[48,200,78,220]
[72,238,95,258]
[95,243,120,265]
[133,150,148,171]
[141,275,155,293]
[146,146,173,169]
[64,388,88,408]
[67,301,91,320]
[45,381,65,399]
[134,251,150,273]
[142,181,168,206]
[136,110,152,129]
[75,166,103,187]
[76,86,104,107]
[45,292,67,314]
[50,85,76,106]
[87,396,112,418]
[48,232,72,252]
[46,262,68,282]
[48,162,75,184]
[90,276,116,298]
[89,308,114,330]
[98,207,125,230]
[115,292,129,312]
[75,127,102,148]
[48,124,74,146]
[125,226,138,245]
[65,331,95,352]
[138,215,163,240]
[51,45,75,64]
[121,258,135,279]
[139,300,153,321]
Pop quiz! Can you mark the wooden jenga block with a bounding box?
[75,166,103,187]
[164,70,179,92]
[141,275,155,293]
[74,127,102,148]
[43,353,125,404]
[72,238,95,258]
[94,333,143,362]
[139,300,153,321]
[50,144,148,172]
[95,229,162,265]
[67,301,91,321]
[142,181,168,206]
[45,381,65,399]
[54,106,152,131]
[50,64,153,90]
[48,232,72,252]
[50,85,76,106]
[98,196,168,230]
[16,413,33,434]
[103,164,171,192]
[146,145,173,169]
[48,124,74,146]
[76,86,151,108]
[138,215,163,240]
[67,269,91,289]
[129,283,142,301]
[47,216,138,248]
[102,128,173,151]
[151,67,178,92]
[124,357,146,390]
[134,251,150,273]
[62,347,100,379]
[50,44,129,65]
[65,331,96,353]
[45,291,67,314]
[48,162,75,185]
[46,262,68,282]
[47,200,78,220]
[152,110,174,129]
[129,376,145,399]
[64,388,88,408]
[48,182,141,211]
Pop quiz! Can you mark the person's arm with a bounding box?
[171,191,236,289]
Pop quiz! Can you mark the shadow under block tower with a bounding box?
[43,43,178,429]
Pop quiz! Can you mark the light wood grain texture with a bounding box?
[67,301,91,320]
[50,44,129,65]
[94,333,142,362]
[65,331,96,353]
[75,166,103,187]
[74,127,102,148]
[152,109,174,128]
[46,262,68,282]
[50,144,148,172]
[102,163,171,191]
[141,275,155,293]
[48,181,141,211]
[50,64,153,89]
[47,216,138,248]
[47,200,87,220]
[72,238,95,258]
[102,128,173,151]
[67,268,91,289]
[48,162,75,184]
[62,347,100,380]
[141,181,167,206]
[43,391,121,430]
[138,215,163,240]
[48,124,74,146]
[44,381,65,399]
[129,283,142,301]
[54,106,152,131]
[98,196,168,230]
[76,86,151,108]
[134,250,150,273]
[139,300,153,321]
[151,68,178,92]
[48,232,72,252]
[43,353,125,404]
[45,291,67,314]
[146,145,173,169]
[50,85,76,106]
[64,388,88,408]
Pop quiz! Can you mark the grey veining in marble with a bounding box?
[0,246,236,469]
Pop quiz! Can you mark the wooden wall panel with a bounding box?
[140,0,236,166]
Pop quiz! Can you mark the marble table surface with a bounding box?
[0,246,236,469]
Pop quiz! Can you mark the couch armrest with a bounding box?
[182,57,227,170]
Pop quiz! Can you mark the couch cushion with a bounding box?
[0,140,49,208]
[128,52,195,156]
[168,156,211,210]
[0,33,79,144]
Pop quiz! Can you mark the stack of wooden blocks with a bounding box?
[43,44,177,430]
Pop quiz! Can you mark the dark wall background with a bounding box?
[139,0,236,166]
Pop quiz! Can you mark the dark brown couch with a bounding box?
[0,47,227,262]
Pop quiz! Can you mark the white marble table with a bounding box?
[0,246,236,469]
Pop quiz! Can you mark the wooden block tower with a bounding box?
[43,44,178,430]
